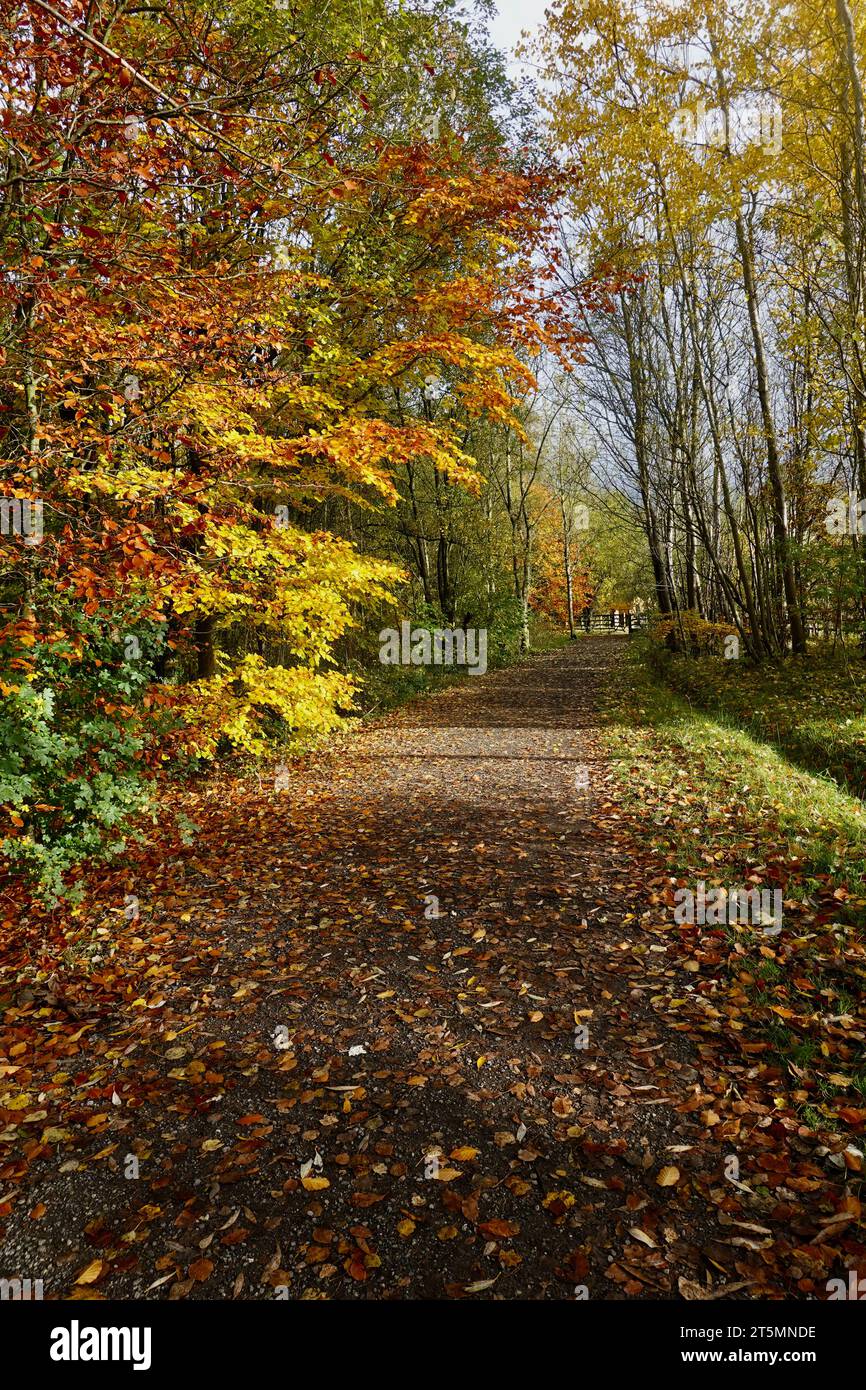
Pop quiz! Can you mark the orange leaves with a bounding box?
[478,1218,520,1239]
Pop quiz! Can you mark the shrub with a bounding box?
[0,596,165,903]
[650,610,740,658]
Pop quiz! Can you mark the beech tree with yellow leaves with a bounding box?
[534,0,866,656]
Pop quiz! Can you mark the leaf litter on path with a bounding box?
[0,641,862,1299]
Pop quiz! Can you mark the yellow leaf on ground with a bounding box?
[75,1259,104,1285]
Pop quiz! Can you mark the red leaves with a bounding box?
[477,1219,519,1239]
[343,1254,367,1281]
[556,1248,590,1284]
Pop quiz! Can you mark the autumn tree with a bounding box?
[0,0,586,897]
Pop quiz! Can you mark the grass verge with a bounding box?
[598,643,866,1133]
[647,643,866,799]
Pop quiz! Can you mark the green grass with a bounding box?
[602,646,866,889]
[647,641,866,799]
[598,646,866,1129]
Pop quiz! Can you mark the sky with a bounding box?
[489,0,547,73]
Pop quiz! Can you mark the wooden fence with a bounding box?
[579,610,649,634]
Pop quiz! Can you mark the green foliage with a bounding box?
[349,592,542,713]
[0,597,164,903]
[579,499,654,610]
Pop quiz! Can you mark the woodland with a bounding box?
[1,0,865,1307]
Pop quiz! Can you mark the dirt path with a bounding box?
[1,639,858,1299]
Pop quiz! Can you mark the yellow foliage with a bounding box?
[651,611,740,657]
[178,656,358,759]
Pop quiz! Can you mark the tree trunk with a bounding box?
[194,615,216,679]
